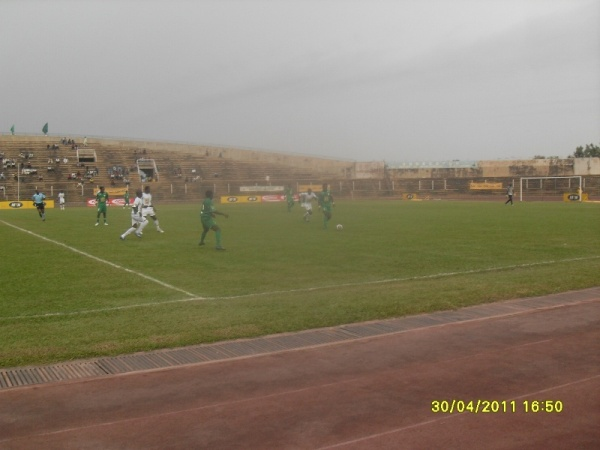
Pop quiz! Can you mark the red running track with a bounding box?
[1,292,599,449]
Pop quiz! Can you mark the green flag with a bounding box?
[42,123,48,134]
[10,125,15,135]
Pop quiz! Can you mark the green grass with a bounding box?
[1,200,599,367]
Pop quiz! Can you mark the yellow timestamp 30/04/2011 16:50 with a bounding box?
[431,399,563,414]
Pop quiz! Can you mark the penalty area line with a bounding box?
[0,220,198,298]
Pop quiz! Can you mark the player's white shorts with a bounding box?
[301,203,313,211]
[131,214,148,227]
[142,206,156,217]
[59,198,65,205]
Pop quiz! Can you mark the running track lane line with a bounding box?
[317,374,600,449]
[1,337,597,443]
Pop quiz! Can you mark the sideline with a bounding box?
[2,218,599,321]
[1,237,598,319]
[0,219,199,298]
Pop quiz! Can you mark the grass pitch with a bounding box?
[1,199,599,367]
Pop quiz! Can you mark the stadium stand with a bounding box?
[0,135,598,204]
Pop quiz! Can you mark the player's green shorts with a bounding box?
[97,204,107,213]
[201,216,216,230]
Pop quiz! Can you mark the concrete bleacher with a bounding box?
[0,137,84,201]
[3,135,597,204]
[0,136,342,204]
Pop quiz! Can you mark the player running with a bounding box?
[95,186,109,226]
[318,183,335,229]
[32,189,46,221]
[299,188,318,222]
[199,190,228,250]
[284,185,295,212]
[141,185,164,233]
[120,189,148,239]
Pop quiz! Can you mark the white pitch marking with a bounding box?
[1,220,598,320]
[0,220,198,298]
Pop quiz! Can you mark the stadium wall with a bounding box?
[77,136,355,178]
[386,158,600,179]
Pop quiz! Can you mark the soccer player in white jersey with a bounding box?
[141,185,164,233]
[58,190,65,210]
[299,188,318,222]
[120,189,148,239]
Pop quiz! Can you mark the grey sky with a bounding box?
[1,0,598,162]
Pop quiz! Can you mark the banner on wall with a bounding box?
[469,181,503,190]
[86,198,132,207]
[563,193,588,202]
[218,195,296,203]
[261,195,285,202]
[298,184,323,193]
[239,186,284,192]
[220,196,262,204]
[103,187,129,197]
[0,200,55,210]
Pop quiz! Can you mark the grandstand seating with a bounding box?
[0,136,342,204]
[1,135,598,204]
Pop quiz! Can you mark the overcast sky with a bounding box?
[1,0,598,162]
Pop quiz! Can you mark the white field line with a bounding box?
[1,240,599,320]
[0,220,198,298]
[221,255,600,301]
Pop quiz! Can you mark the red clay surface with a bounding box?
[1,293,599,449]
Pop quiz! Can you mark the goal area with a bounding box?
[519,176,582,202]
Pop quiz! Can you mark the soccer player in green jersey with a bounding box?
[284,185,295,212]
[95,186,109,226]
[199,190,229,250]
[318,183,335,229]
[123,189,130,209]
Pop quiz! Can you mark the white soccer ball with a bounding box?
[336,224,343,231]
